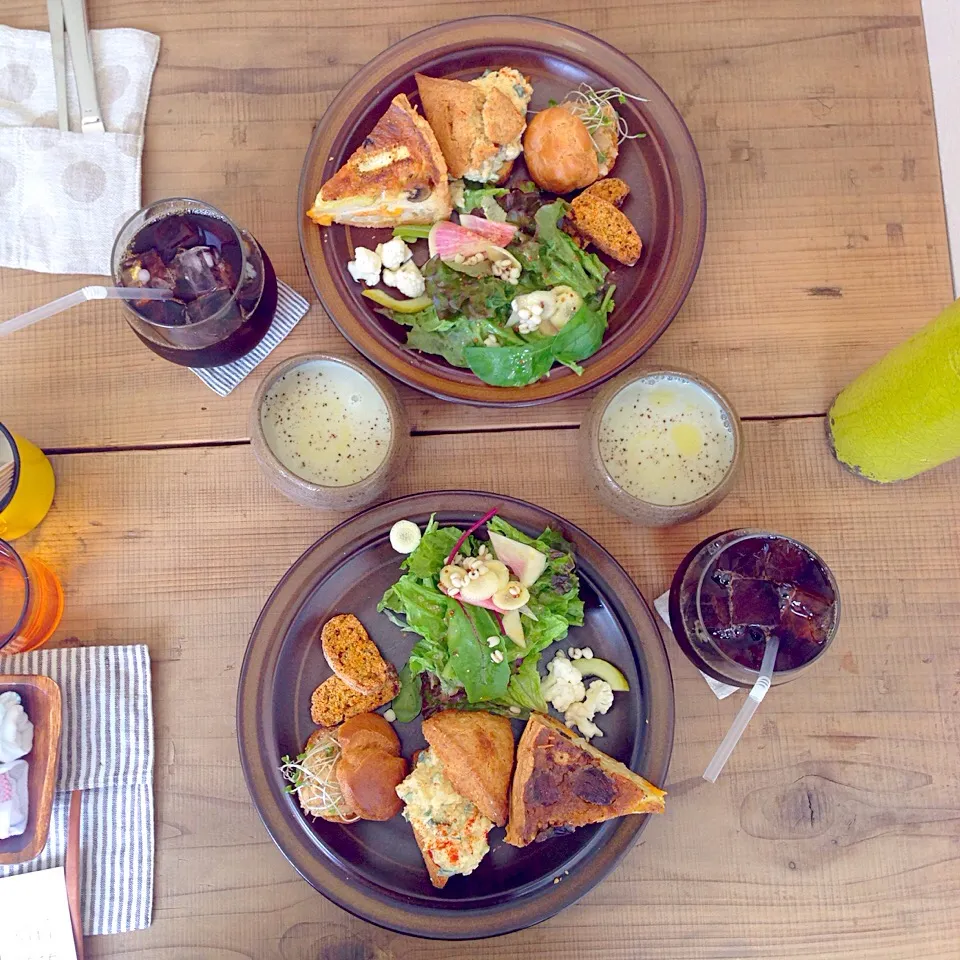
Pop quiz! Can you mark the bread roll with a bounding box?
[523,106,599,194]
[295,728,358,823]
[338,712,401,756]
[337,748,407,821]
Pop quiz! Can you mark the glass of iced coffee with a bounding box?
[112,198,278,367]
[668,529,840,687]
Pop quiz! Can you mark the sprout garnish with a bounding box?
[280,736,359,822]
[567,83,649,153]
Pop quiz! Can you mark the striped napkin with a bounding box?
[190,281,310,396]
[0,645,154,936]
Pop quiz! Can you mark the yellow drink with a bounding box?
[829,298,960,482]
[598,374,736,506]
[0,426,55,540]
[259,359,392,487]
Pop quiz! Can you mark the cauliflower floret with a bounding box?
[563,680,614,740]
[584,679,614,716]
[382,260,425,299]
[347,246,381,286]
[564,701,604,740]
[541,655,586,713]
[377,237,413,271]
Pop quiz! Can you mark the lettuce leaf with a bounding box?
[382,516,586,716]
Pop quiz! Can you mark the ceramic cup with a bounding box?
[250,353,408,511]
[579,366,743,526]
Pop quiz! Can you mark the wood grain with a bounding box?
[0,0,954,448]
[14,420,960,960]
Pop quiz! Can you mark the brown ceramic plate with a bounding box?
[0,675,62,865]
[298,16,706,405]
[237,491,674,939]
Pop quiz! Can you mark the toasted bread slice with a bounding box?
[404,748,447,887]
[505,713,665,847]
[416,69,530,184]
[310,668,399,727]
[566,192,642,266]
[321,614,391,695]
[307,93,451,227]
[481,87,525,145]
[580,177,630,207]
[411,820,448,889]
[397,748,495,888]
[415,74,485,180]
[422,710,514,826]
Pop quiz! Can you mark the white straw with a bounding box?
[0,286,172,338]
[702,635,780,783]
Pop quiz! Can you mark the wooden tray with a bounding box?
[0,674,62,864]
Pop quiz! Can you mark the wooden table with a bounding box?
[2,2,959,958]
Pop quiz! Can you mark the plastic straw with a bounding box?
[0,285,172,338]
[703,635,780,783]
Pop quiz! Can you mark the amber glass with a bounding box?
[0,542,64,655]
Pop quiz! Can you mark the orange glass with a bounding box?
[0,541,63,655]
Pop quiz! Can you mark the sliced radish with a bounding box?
[463,595,509,615]
[458,214,518,247]
[427,221,490,261]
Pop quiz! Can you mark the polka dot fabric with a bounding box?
[0,26,159,276]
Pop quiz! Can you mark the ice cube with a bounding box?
[698,576,732,634]
[789,585,835,620]
[777,610,827,668]
[185,289,233,324]
[718,540,768,578]
[730,578,782,627]
[761,538,810,583]
[171,246,226,300]
[138,216,202,263]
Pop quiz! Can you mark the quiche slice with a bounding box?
[505,713,666,848]
[307,93,452,227]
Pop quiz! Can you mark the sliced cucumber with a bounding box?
[572,657,629,692]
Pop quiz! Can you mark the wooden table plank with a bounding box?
[0,1,953,447]
[15,418,959,959]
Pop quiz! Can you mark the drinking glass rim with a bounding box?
[594,367,742,511]
[110,196,251,331]
[693,530,841,678]
[252,353,401,493]
[0,423,21,515]
[0,538,30,653]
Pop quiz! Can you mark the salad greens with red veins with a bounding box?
[379,510,585,722]
[376,184,615,387]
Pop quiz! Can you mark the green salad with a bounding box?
[380,190,615,388]
[379,511,584,721]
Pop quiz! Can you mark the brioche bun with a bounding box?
[523,106,599,194]
[337,748,407,821]
[338,712,401,756]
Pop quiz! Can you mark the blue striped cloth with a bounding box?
[190,280,310,396]
[0,645,154,935]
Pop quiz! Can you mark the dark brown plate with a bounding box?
[297,16,706,406]
[237,491,674,939]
